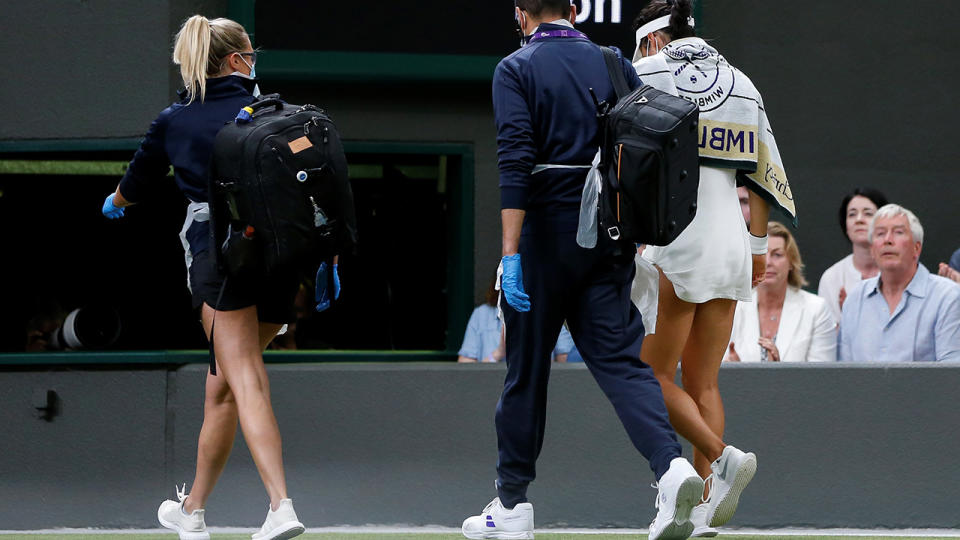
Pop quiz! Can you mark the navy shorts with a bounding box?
[188,249,300,324]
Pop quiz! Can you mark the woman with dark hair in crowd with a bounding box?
[101,15,306,540]
[725,223,837,363]
[631,0,798,535]
[817,187,889,322]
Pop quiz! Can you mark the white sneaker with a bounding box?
[689,504,718,537]
[705,445,757,527]
[461,497,534,539]
[251,498,305,540]
[157,485,210,540]
[648,458,704,540]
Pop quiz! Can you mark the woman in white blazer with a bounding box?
[725,223,837,363]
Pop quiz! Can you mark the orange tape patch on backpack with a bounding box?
[288,136,312,154]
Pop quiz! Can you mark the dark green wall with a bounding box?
[697,0,960,286]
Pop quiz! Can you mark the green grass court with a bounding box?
[3,534,958,540]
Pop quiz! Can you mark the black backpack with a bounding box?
[208,95,358,280]
[596,48,700,246]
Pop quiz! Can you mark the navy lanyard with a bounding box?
[528,29,588,43]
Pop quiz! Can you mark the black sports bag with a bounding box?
[208,94,358,279]
[597,48,700,247]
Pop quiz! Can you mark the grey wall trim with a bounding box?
[2,363,958,530]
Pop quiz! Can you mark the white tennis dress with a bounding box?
[641,165,752,304]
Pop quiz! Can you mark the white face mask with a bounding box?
[231,55,260,96]
[644,34,662,57]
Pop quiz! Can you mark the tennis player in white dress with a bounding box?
[629,0,798,535]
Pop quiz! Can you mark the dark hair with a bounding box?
[515,0,572,19]
[485,273,499,307]
[632,0,695,47]
[837,187,889,242]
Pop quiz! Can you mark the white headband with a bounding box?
[634,13,696,46]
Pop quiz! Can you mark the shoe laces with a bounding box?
[175,483,188,503]
[701,475,714,504]
[650,482,662,509]
[483,498,502,513]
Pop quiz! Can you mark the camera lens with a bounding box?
[50,306,122,350]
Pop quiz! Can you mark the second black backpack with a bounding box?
[209,94,358,279]
[597,48,700,247]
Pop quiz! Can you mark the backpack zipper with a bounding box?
[255,138,282,260]
[615,143,622,223]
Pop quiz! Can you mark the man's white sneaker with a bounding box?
[689,504,718,537]
[251,498,305,540]
[461,497,534,540]
[648,457,704,540]
[705,445,757,527]
[157,485,210,540]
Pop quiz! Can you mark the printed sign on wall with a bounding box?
[254,0,643,59]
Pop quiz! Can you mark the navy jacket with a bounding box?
[118,75,257,252]
[493,24,640,228]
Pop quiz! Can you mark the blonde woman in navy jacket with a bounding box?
[101,15,304,540]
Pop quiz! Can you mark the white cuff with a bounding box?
[749,233,768,255]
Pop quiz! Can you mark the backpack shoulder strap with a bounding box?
[601,47,630,99]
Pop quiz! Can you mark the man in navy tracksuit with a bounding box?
[461,3,703,540]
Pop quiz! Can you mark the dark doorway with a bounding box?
[0,146,472,354]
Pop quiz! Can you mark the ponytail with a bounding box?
[172,15,250,105]
[667,0,695,40]
[173,15,211,105]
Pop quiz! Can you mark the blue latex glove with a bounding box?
[332,263,340,300]
[500,254,531,312]
[315,262,340,312]
[102,193,125,219]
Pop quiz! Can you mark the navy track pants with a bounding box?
[495,227,681,507]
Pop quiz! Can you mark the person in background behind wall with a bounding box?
[458,275,575,363]
[817,187,888,323]
[938,247,960,283]
[461,1,704,539]
[839,204,960,362]
[101,15,306,540]
[725,223,836,363]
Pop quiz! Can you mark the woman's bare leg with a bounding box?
[185,313,283,512]
[680,298,737,480]
[191,304,288,510]
[184,358,238,512]
[641,268,726,467]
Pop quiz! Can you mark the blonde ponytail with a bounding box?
[173,15,250,105]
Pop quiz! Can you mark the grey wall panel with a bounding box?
[0,1,173,140]
[1,364,959,529]
[715,363,960,528]
[0,370,169,529]
[157,363,959,530]
[0,0,229,141]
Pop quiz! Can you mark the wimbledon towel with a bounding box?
[634,37,796,225]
